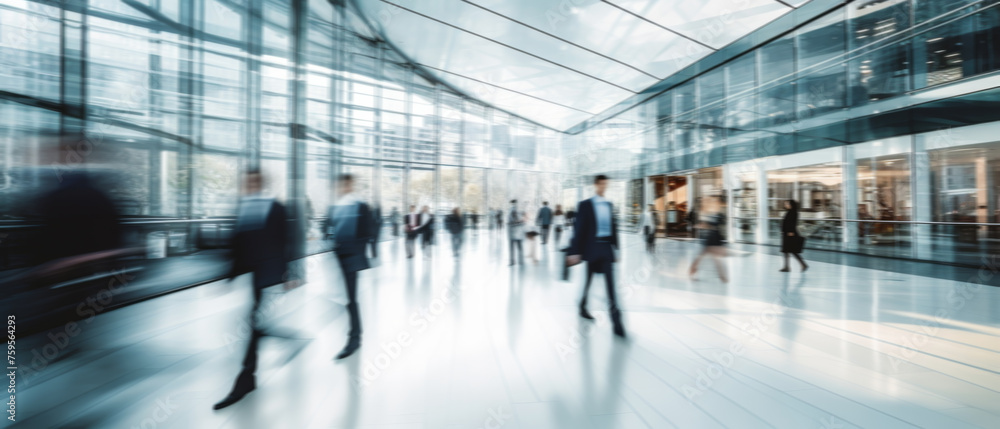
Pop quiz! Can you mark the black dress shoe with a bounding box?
[579,307,595,320]
[213,379,255,410]
[336,337,361,360]
[613,324,627,339]
[779,268,789,272]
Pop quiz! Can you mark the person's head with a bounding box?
[337,173,354,196]
[785,200,799,211]
[452,207,460,216]
[409,204,416,212]
[510,199,517,207]
[243,169,263,195]
[421,205,429,213]
[594,174,609,196]
[543,201,548,206]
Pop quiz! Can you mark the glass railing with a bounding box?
[725,218,1000,266]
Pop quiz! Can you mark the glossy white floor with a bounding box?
[13,230,1000,428]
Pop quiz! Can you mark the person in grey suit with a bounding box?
[566,175,625,338]
[507,199,524,266]
[325,174,375,360]
[536,201,553,245]
[214,169,301,410]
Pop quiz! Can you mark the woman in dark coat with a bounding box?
[780,200,808,272]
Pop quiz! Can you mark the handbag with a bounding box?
[790,235,805,253]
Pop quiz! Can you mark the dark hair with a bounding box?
[337,173,354,182]
[245,168,261,176]
[555,207,564,215]
[510,199,517,204]
[594,174,609,184]
[543,201,548,205]
[786,199,799,211]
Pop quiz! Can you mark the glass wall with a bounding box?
[0,0,568,270]
[563,0,1000,266]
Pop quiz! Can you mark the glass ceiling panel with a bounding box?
[353,0,812,131]
[383,0,658,92]
[362,5,633,112]
[428,68,592,130]
[468,0,713,79]
[607,0,794,49]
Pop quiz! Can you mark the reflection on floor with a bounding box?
[12,230,1000,428]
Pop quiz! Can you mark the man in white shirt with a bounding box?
[566,175,625,338]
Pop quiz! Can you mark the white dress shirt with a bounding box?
[593,195,612,237]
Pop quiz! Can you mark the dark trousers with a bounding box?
[338,258,362,340]
[406,232,417,257]
[579,243,621,323]
[540,225,551,244]
[392,223,399,236]
[509,239,523,264]
[235,284,265,389]
[368,238,378,258]
[451,233,463,256]
[554,226,563,247]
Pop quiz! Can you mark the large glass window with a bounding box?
[768,162,843,248]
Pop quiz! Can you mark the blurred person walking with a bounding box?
[404,205,422,258]
[525,210,540,264]
[325,174,375,360]
[508,200,525,266]
[553,205,566,248]
[214,169,300,410]
[536,201,553,245]
[420,205,435,259]
[780,200,808,272]
[641,204,657,254]
[688,196,730,283]
[390,206,400,237]
[566,175,626,338]
[368,205,382,258]
[445,207,464,257]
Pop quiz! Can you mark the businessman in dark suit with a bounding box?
[566,175,626,338]
[215,169,300,410]
[326,174,375,360]
[536,201,553,245]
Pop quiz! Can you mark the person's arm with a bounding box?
[567,202,585,258]
[358,203,375,242]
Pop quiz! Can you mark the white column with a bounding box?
[756,165,768,244]
[843,145,858,252]
[912,136,932,260]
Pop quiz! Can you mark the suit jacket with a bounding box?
[567,198,618,262]
[325,201,374,273]
[536,206,553,226]
[229,199,293,289]
[445,214,463,234]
